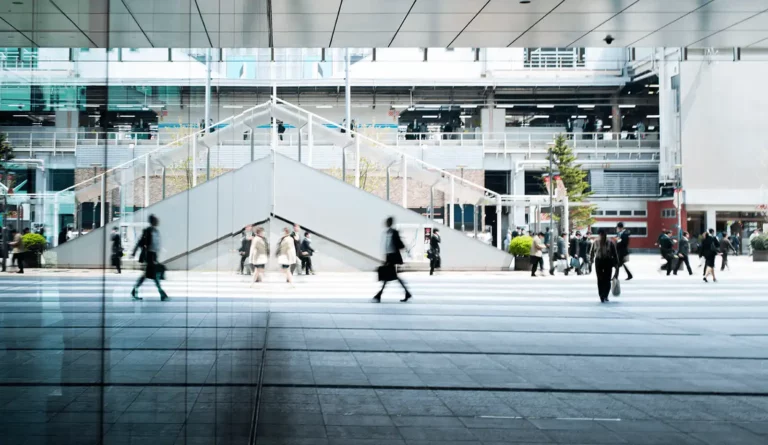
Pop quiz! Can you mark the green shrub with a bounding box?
[509,235,533,257]
[751,235,768,251]
[22,233,46,252]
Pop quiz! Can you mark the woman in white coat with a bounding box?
[276,227,297,285]
[249,227,269,285]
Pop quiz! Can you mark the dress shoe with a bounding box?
[400,293,412,303]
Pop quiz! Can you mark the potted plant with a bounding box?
[509,235,533,271]
[22,232,46,268]
[751,235,768,262]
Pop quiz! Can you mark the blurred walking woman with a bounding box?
[277,227,297,285]
[592,229,619,303]
[249,226,269,285]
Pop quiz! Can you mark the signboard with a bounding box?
[397,224,432,263]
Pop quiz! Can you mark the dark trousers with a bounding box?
[531,256,543,276]
[675,254,692,275]
[135,252,166,298]
[721,252,729,270]
[375,277,410,298]
[662,252,676,275]
[12,252,23,273]
[239,254,247,274]
[618,261,632,279]
[302,256,313,274]
[595,258,613,300]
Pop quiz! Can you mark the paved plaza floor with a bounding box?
[1,255,767,444]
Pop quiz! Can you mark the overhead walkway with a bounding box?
[50,98,513,272]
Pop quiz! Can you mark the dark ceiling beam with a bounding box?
[388,0,417,47]
[193,0,213,47]
[49,0,98,47]
[446,0,491,48]
[628,0,715,47]
[328,0,344,47]
[0,16,38,47]
[507,0,566,47]
[120,0,153,47]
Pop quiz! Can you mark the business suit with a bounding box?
[373,228,412,302]
[674,237,693,275]
[428,233,441,275]
[131,226,168,301]
[615,229,633,280]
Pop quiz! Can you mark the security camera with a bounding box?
[604,34,615,45]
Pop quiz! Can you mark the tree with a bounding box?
[164,156,227,197]
[328,157,386,195]
[545,134,596,231]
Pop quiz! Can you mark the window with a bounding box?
[605,210,618,216]
[662,209,676,219]
[634,210,647,216]
[592,210,604,216]
[591,226,647,236]
[619,210,633,216]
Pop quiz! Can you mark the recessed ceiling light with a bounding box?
[13,1,23,5]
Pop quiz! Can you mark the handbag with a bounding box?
[377,264,396,282]
[611,278,621,297]
[570,257,580,270]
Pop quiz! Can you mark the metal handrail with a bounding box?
[274,96,502,203]
[52,101,271,198]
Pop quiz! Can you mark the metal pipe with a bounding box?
[386,166,390,201]
[402,156,408,209]
[144,156,150,208]
[355,136,360,188]
[99,175,106,228]
[450,177,455,229]
[496,195,502,250]
[345,48,351,134]
[308,115,314,167]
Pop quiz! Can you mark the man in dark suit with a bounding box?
[674,231,693,275]
[615,222,633,280]
[131,214,168,301]
[372,217,412,303]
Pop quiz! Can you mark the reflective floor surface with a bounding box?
[2,256,768,445]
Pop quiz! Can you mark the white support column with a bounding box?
[402,156,408,209]
[192,137,197,187]
[308,115,314,167]
[705,209,717,232]
[53,195,60,247]
[496,195,502,250]
[144,156,150,208]
[204,48,211,132]
[450,177,455,229]
[271,86,278,152]
[444,202,449,227]
[345,48,351,134]
[355,136,360,188]
[99,174,106,227]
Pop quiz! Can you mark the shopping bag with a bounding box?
[611,278,621,297]
[555,259,567,273]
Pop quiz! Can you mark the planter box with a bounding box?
[22,252,41,268]
[754,251,768,262]
[514,256,531,271]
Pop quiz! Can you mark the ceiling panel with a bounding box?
[450,31,523,47]
[555,0,639,13]
[693,30,768,47]
[334,14,406,32]
[143,31,211,47]
[2,13,79,32]
[194,0,267,14]
[108,13,144,32]
[33,31,95,47]
[597,12,687,31]
[400,14,475,32]
[729,12,768,30]
[747,36,768,47]
[340,0,415,14]
[274,31,332,47]
[627,0,713,13]
[410,0,489,14]
[467,14,549,32]
[108,31,154,47]
[272,0,341,14]
[703,0,768,12]
[509,31,586,47]
[663,11,756,30]
[0,31,35,46]
[389,31,456,47]
[330,31,393,47]
[272,13,335,32]
[530,13,618,31]
[69,13,108,33]
[633,30,713,46]
[484,0,564,13]
[53,0,110,14]
[122,0,192,14]
[216,31,269,47]
[571,30,651,47]
[203,14,269,33]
